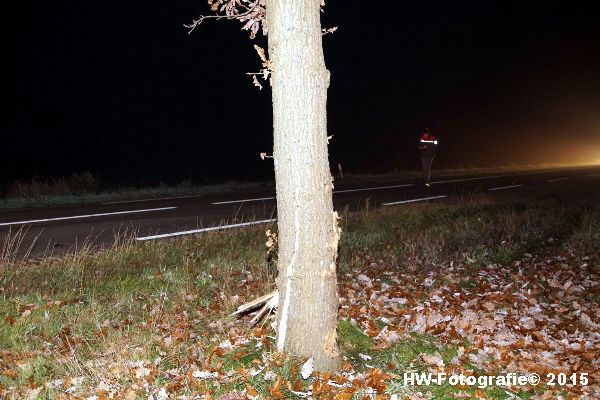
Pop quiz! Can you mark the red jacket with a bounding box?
[419,133,438,150]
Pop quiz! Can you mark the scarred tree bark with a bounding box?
[266,0,341,371]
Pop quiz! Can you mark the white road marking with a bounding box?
[104,194,204,205]
[211,183,415,204]
[546,177,568,182]
[333,183,414,193]
[212,196,276,205]
[431,175,509,185]
[135,218,277,241]
[488,184,525,191]
[383,195,448,206]
[0,207,177,227]
[210,173,526,205]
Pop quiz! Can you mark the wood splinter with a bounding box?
[231,290,279,326]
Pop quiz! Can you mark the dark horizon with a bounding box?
[3,1,599,187]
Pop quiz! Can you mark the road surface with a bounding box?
[1,166,599,259]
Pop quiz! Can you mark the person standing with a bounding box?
[418,130,438,186]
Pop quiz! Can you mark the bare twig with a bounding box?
[185,0,261,34]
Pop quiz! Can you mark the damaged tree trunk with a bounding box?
[266,0,341,371]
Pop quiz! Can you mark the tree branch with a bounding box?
[185,0,261,34]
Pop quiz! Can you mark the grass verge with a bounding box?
[0,198,598,399]
[0,180,274,211]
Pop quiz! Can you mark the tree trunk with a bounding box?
[266,0,341,371]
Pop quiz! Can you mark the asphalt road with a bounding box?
[1,166,599,259]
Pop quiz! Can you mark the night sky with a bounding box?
[3,1,599,186]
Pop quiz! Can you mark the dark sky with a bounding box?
[3,0,599,186]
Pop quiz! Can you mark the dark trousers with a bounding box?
[421,152,435,183]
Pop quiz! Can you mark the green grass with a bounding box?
[0,224,278,396]
[337,319,374,359]
[339,201,583,271]
[569,210,600,257]
[0,179,274,210]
